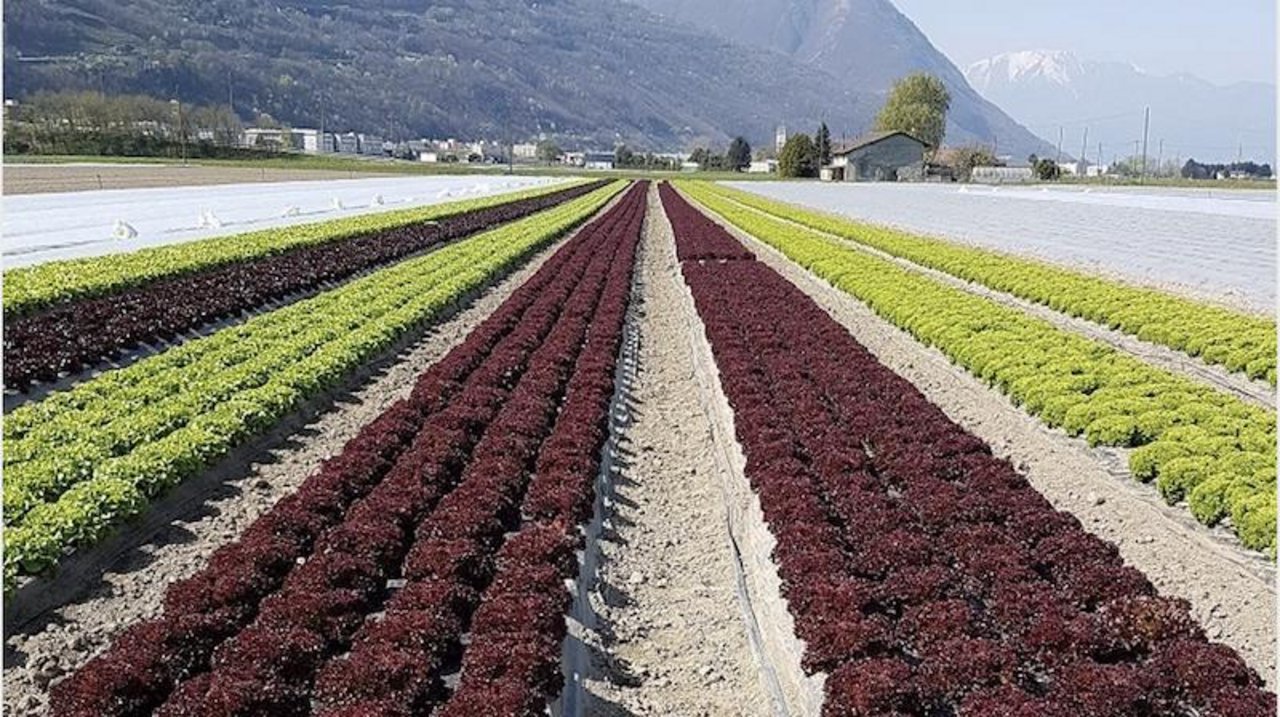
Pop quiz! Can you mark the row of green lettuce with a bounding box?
[2,181,625,590]
[679,182,1276,554]
[703,183,1276,385]
[4,179,586,317]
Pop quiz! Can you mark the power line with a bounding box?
[1022,110,1146,130]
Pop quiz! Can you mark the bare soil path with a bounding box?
[580,185,777,716]
[3,163,387,194]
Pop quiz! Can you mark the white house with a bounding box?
[1056,160,1089,176]
[322,132,359,154]
[582,152,615,170]
[357,134,385,155]
[512,143,538,160]
[294,129,322,153]
[747,159,777,174]
[241,128,290,150]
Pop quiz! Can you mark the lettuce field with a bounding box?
[3,176,1274,716]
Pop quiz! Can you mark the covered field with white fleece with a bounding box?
[3,175,566,268]
[725,181,1277,312]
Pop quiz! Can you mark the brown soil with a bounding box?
[3,163,387,194]
[578,185,779,715]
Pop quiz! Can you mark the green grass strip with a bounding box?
[680,181,1276,554]
[2,181,626,588]
[4,179,588,317]
[701,182,1276,385]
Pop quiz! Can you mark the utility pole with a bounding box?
[318,90,326,153]
[1055,126,1064,164]
[1156,138,1164,175]
[1079,127,1089,175]
[1139,106,1150,178]
[226,78,235,149]
[170,99,187,166]
[1097,142,1103,171]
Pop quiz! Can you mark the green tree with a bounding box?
[778,133,819,178]
[614,143,636,167]
[535,139,561,164]
[874,73,950,153]
[1033,157,1061,180]
[949,144,997,181]
[815,123,832,166]
[726,136,752,171]
[690,146,729,171]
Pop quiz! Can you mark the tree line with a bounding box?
[3,90,274,158]
[1180,159,1273,180]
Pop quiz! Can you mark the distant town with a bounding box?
[4,92,1273,184]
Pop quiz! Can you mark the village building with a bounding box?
[828,130,928,182]
[582,152,615,170]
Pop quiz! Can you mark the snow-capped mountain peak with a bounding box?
[962,49,1275,163]
[965,49,1085,93]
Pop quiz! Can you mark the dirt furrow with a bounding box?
[580,184,776,715]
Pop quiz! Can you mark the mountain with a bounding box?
[626,0,1055,157]
[3,0,870,150]
[965,50,1277,164]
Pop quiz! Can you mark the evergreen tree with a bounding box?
[815,123,832,167]
[726,136,752,171]
[778,133,818,178]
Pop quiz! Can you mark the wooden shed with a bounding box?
[830,131,928,182]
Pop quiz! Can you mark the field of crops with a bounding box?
[3,177,1274,716]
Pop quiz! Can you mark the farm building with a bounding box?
[583,152,615,170]
[240,128,292,151]
[829,130,928,181]
[971,166,1035,184]
[242,127,329,153]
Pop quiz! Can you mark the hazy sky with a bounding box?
[892,0,1277,85]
